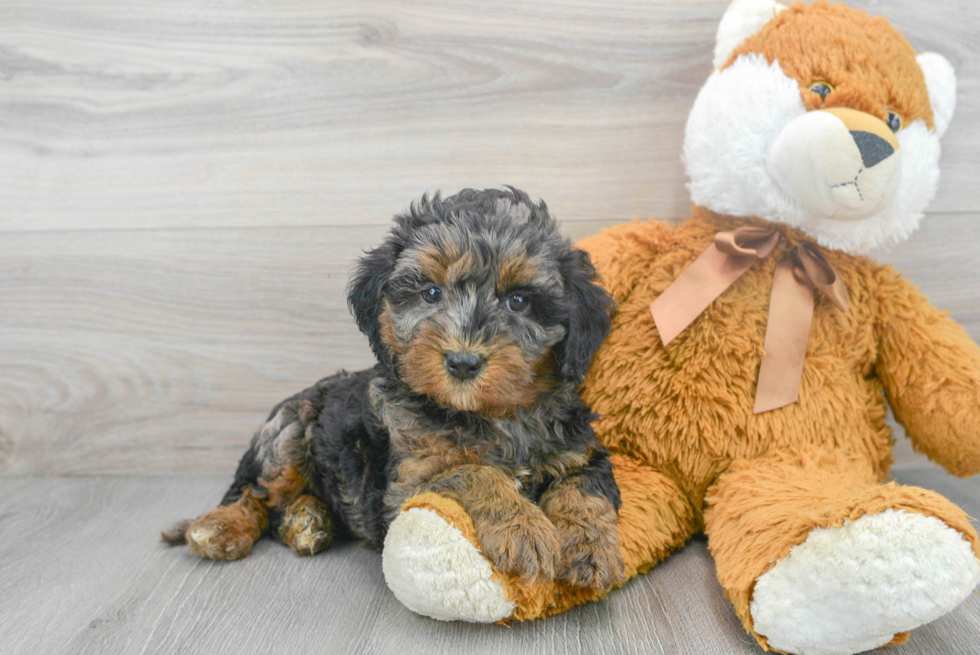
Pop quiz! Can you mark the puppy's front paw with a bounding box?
[555,528,625,591]
[186,506,263,560]
[477,511,560,582]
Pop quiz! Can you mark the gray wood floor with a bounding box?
[2,0,980,653]
[1,467,978,655]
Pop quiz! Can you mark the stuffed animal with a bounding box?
[380,2,980,653]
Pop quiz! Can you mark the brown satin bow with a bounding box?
[649,226,849,414]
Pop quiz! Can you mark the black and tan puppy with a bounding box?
[163,187,623,589]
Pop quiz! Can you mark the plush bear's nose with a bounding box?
[766,106,902,222]
[445,351,485,380]
[850,130,895,169]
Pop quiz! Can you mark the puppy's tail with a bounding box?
[160,519,192,545]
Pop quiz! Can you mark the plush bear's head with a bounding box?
[684,0,956,254]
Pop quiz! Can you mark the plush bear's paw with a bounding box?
[383,507,516,622]
[750,509,980,655]
[475,509,560,583]
[185,506,262,560]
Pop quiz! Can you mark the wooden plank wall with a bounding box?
[1,0,978,476]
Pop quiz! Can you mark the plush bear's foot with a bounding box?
[383,501,517,622]
[750,509,980,655]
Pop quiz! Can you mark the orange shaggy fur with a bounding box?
[395,2,980,649]
[726,2,934,129]
[402,210,980,644]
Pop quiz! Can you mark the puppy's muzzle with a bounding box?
[445,351,485,381]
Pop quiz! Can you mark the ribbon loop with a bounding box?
[714,226,780,259]
[650,228,849,414]
[795,242,849,312]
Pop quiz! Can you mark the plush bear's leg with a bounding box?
[382,455,696,622]
[704,449,980,655]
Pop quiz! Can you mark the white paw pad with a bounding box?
[382,507,516,622]
[751,509,980,655]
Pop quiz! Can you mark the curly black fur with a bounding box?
[164,188,620,579]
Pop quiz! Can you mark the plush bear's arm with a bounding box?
[575,220,676,304]
[874,265,980,477]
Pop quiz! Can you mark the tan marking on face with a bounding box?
[445,250,479,286]
[416,242,467,286]
[399,325,551,417]
[378,301,405,355]
[416,246,448,286]
[496,254,539,293]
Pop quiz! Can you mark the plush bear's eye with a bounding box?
[810,82,833,101]
[422,286,442,304]
[886,112,902,133]
[505,292,529,313]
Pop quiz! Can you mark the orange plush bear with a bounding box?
[381,2,980,653]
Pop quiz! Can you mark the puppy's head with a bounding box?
[348,188,612,416]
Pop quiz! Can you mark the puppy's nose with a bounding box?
[445,351,485,380]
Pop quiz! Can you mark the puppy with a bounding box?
[163,187,623,590]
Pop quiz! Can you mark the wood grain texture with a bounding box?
[1,0,978,234]
[2,214,978,476]
[1,472,976,655]
[2,2,979,653]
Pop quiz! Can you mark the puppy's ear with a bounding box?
[555,248,614,384]
[347,236,401,369]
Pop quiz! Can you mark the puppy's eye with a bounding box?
[421,286,442,304]
[810,82,833,101]
[505,292,529,313]
[886,112,902,132]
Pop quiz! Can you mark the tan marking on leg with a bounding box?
[422,465,559,582]
[384,450,470,522]
[541,480,624,590]
[279,494,333,556]
[261,465,308,510]
[185,489,269,560]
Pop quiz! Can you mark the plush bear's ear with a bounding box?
[713,0,787,70]
[917,52,957,138]
[554,248,614,385]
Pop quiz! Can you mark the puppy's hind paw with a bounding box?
[184,504,265,561]
[279,495,333,556]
